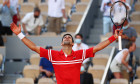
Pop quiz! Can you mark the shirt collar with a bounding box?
[60,49,74,56]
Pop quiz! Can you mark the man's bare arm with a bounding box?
[93,39,111,53]
[10,23,40,54]
[93,30,123,53]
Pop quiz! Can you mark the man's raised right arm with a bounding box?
[10,23,40,54]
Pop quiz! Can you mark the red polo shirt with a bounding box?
[40,47,95,84]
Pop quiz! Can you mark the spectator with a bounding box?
[80,65,93,84]
[112,0,131,34]
[47,0,67,34]
[100,0,113,35]
[39,46,54,78]
[121,19,137,49]
[10,0,20,25]
[0,0,16,35]
[110,42,136,78]
[121,19,137,68]
[72,33,92,71]
[21,7,44,35]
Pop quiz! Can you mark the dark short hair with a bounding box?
[62,34,74,43]
[45,46,53,49]
[34,7,40,13]
[125,41,133,49]
[75,33,83,39]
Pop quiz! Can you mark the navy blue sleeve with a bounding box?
[39,58,43,66]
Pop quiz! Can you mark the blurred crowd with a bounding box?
[0,0,68,46]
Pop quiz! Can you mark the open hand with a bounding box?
[128,66,132,72]
[10,22,21,35]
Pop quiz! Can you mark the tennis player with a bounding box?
[10,22,123,84]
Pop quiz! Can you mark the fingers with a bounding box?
[10,22,17,30]
[18,24,21,28]
[10,23,15,31]
[115,29,119,35]
[115,29,123,36]
[119,29,123,36]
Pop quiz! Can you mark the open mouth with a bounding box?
[64,41,70,45]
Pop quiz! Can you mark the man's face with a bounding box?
[75,35,82,40]
[34,11,40,18]
[75,35,82,44]
[123,20,129,26]
[61,35,74,46]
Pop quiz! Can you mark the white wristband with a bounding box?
[17,32,25,40]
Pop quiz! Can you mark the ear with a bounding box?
[61,42,64,46]
[72,43,74,46]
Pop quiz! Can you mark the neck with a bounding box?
[77,43,81,46]
[62,46,72,55]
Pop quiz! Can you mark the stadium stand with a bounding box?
[121,68,129,80]
[38,78,54,84]
[130,0,140,34]
[71,12,83,22]
[81,0,90,3]
[92,54,109,66]
[19,0,40,4]
[41,12,48,24]
[6,36,61,59]
[136,67,140,78]
[30,54,40,65]
[133,79,140,84]
[65,2,72,17]
[20,12,26,20]
[65,0,76,4]
[94,78,101,84]
[23,65,40,80]
[16,78,34,84]
[65,0,91,32]
[38,3,48,13]
[41,32,57,36]
[0,47,5,76]
[0,0,3,4]
[20,3,35,13]
[88,65,105,80]
[27,0,41,5]
[110,79,128,84]
[0,54,3,67]
[66,22,79,32]
[76,2,88,13]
